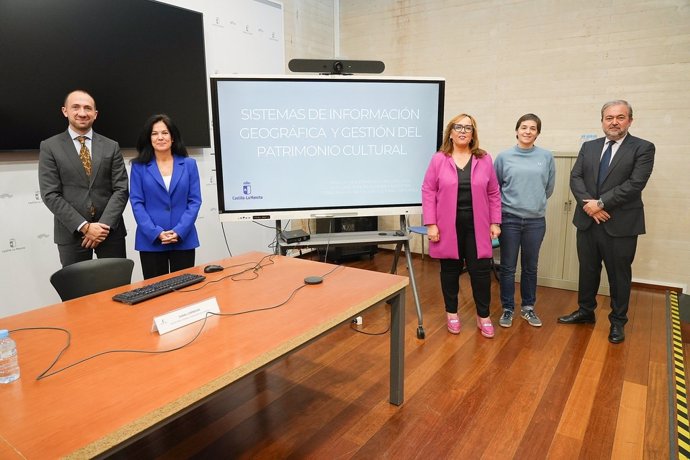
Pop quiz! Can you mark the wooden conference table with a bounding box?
[0,252,408,459]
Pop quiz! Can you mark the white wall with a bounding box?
[340,0,690,292]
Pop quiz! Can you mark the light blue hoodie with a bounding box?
[494,145,555,218]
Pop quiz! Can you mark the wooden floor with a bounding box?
[111,250,671,459]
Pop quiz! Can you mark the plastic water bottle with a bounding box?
[0,329,20,384]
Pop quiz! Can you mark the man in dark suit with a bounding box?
[558,100,654,344]
[39,90,129,267]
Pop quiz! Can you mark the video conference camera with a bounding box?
[288,59,385,75]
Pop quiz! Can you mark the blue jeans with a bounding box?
[498,213,546,311]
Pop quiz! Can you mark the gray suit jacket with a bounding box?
[39,130,129,244]
[570,133,654,237]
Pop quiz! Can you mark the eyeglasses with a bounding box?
[452,124,473,133]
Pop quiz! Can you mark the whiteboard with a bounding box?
[0,0,285,317]
[159,0,286,262]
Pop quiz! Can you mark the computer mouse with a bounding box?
[203,264,224,273]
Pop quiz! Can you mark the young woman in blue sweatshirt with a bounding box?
[494,114,555,328]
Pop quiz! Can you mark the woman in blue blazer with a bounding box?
[130,114,202,279]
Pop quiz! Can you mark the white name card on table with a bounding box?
[152,297,220,335]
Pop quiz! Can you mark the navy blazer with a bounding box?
[130,155,202,251]
[570,133,654,237]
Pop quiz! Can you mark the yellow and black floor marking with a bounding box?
[669,290,690,459]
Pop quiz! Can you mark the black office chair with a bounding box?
[50,258,135,301]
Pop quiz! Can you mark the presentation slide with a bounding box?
[212,76,444,220]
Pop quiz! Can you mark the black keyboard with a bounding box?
[112,273,206,305]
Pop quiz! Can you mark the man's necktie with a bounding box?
[598,140,615,188]
[76,136,92,176]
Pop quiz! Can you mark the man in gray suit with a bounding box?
[39,90,129,267]
[558,100,654,344]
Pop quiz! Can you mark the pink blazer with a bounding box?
[421,151,501,259]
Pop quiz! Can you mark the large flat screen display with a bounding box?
[0,0,210,151]
[211,75,445,222]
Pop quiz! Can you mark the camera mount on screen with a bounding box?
[288,59,385,75]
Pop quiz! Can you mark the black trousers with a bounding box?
[139,249,196,280]
[576,224,637,327]
[58,235,126,267]
[439,209,492,317]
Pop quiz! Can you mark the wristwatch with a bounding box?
[597,199,604,209]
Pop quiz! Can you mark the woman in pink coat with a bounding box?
[422,113,501,337]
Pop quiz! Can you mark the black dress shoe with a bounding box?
[608,325,625,344]
[557,310,596,324]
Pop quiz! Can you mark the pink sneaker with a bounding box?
[476,316,494,338]
[447,314,461,334]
